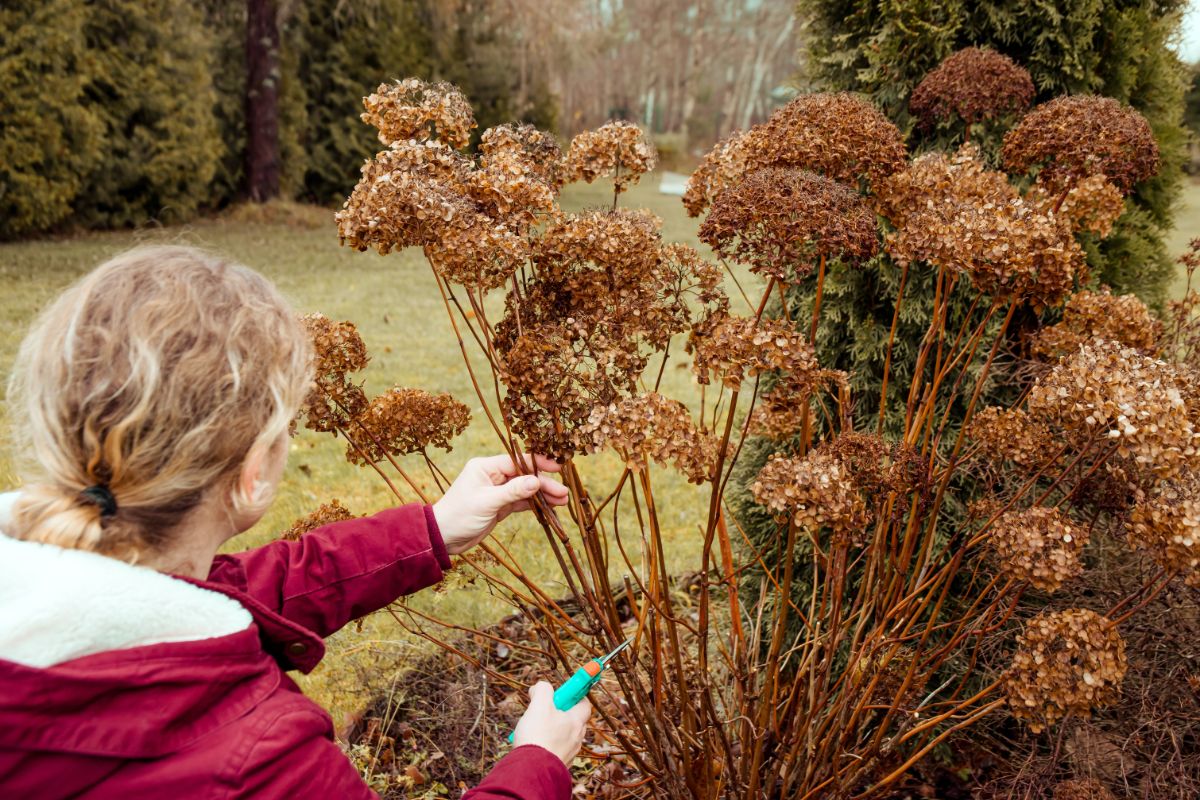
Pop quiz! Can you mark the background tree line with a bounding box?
[0,0,799,240]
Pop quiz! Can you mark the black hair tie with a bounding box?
[79,485,118,517]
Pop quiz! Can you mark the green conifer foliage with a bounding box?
[284,0,432,204]
[799,0,1186,305]
[73,0,222,228]
[0,0,102,239]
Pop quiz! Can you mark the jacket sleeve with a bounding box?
[463,746,573,800]
[207,504,451,638]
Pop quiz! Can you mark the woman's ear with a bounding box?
[230,434,286,529]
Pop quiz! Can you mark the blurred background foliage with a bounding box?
[0,0,799,240]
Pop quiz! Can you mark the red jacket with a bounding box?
[0,504,570,799]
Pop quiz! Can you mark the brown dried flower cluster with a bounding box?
[687,312,822,389]
[499,322,649,459]
[1002,95,1160,194]
[684,92,905,216]
[478,123,566,189]
[682,130,752,217]
[280,500,357,541]
[345,388,471,465]
[580,393,715,484]
[297,313,370,434]
[750,372,846,441]
[1128,474,1200,586]
[698,168,878,282]
[878,145,1086,308]
[820,432,927,502]
[1031,288,1160,360]
[1028,173,1126,238]
[1006,608,1127,733]
[967,407,1055,468]
[468,123,564,230]
[752,92,907,190]
[361,78,476,149]
[909,47,1035,129]
[340,83,583,291]
[337,140,477,253]
[565,121,657,194]
[494,209,726,457]
[988,506,1089,592]
[518,208,723,349]
[424,223,530,291]
[750,434,920,544]
[334,135,535,292]
[751,452,868,540]
[1027,340,1200,479]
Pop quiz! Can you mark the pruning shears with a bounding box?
[507,638,632,744]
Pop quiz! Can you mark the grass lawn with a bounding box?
[1168,179,1200,298]
[4,175,1200,726]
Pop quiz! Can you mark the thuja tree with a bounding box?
[0,0,101,239]
[796,0,1186,306]
[277,78,1200,796]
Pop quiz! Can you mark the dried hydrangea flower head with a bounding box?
[1005,608,1127,733]
[499,323,631,459]
[967,407,1055,468]
[281,500,357,541]
[698,168,878,282]
[683,130,752,217]
[495,209,727,458]
[988,506,1089,592]
[687,312,823,389]
[1002,95,1160,194]
[878,145,1018,269]
[750,371,847,441]
[878,145,1085,308]
[361,78,476,149]
[345,387,471,465]
[1031,288,1161,360]
[1027,339,1200,479]
[751,452,868,541]
[565,121,657,194]
[336,134,532,290]
[335,140,479,255]
[469,124,564,230]
[478,123,566,189]
[512,209,725,351]
[424,221,529,292]
[1027,173,1126,238]
[296,313,370,434]
[1128,473,1200,586]
[820,431,927,501]
[1051,779,1117,800]
[751,92,907,190]
[684,93,905,216]
[580,393,715,484]
[908,47,1035,130]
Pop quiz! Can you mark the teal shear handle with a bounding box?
[506,638,630,744]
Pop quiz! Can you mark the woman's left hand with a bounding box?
[432,454,569,555]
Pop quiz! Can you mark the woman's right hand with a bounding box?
[510,680,592,765]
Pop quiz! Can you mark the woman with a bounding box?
[0,246,590,799]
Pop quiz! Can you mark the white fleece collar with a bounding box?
[0,491,252,668]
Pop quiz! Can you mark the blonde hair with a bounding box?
[6,245,313,561]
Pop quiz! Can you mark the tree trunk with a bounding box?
[245,0,280,202]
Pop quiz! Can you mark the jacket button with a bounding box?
[286,641,308,658]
